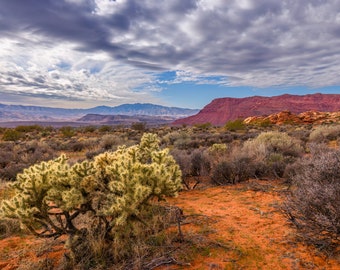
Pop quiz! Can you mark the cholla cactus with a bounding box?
[0,133,182,248]
[91,133,182,230]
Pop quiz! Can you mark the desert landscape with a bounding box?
[1,1,340,269]
[1,99,340,269]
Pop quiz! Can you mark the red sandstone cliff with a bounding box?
[173,93,340,126]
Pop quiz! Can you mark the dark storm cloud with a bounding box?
[0,0,199,64]
[0,0,123,53]
[1,0,340,89]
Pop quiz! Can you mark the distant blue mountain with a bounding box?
[0,103,199,122]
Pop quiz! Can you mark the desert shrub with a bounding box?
[190,149,211,178]
[224,119,246,131]
[99,134,128,151]
[241,131,303,179]
[43,126,55,133]
[173,132,193,150]
[164,130,222,149]
[252,118,273,128]
[186,139,202,149]
[126,129,143,141]
[82,125,97,133]
[211,156,253,185]
[85,148,106,160]
[284,143,330,184]
[0,163,26,181]
[309,124,340,142]
[208,143,229,167]
[218,133,234,144]
[284,147,340,254]
[170,149,192,178]
[0,181,22,238]
[211,161,233,185]
[0,142,15,167]
[0,133,182,268]
[43,138,64,151]
[100,134,117,150]
[162,130,183,145]
[81,137,100,149]
[228,155,254,182]
[194,133,216,146]
[15,125,44,133]
[59,126,76,138]
[0,218,21,239]
[237,131,259,141]
[209,143,227,153]
[0,141,55,181]
[170,148,210,189]
[288,128,311,143]
[131,122,147,132]
[70,140,86,152]
[193,122,212,130]
[98,125,113,133]
[243,131,303,158]
[40,127,54,138]
[265,153,290,178]
[2,129,22,141]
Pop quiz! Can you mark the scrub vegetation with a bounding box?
[0,122,340,269]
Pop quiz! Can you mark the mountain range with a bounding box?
[2,93,340,127]
[173,93,340,126]
[0,103,199,122]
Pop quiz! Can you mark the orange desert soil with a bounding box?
[162,180,340,270]
[1,180,339,269]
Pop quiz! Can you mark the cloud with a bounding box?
[0,0,340,107]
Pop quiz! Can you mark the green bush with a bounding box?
[2,129,22,141]
[82,125,97,133]
[0,133,182,267]
[15,125,43,133]
[98,125,113,133]
[193,122,212,130]
[251,118,272,128]
[59,126,76,138]
[224,119,246,131]
[209,143,227,153]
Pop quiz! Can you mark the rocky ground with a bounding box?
[244,110,340,125]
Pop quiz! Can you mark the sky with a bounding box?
[0,0,340,109]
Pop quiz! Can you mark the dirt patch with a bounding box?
[163,180,340,269]
[0,236,66,270]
